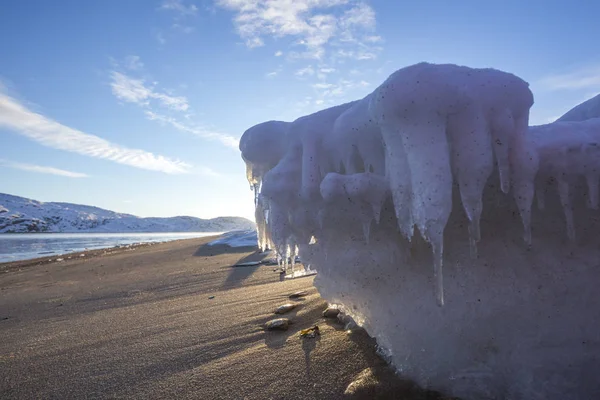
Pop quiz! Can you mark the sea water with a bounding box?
[0,232,222,263]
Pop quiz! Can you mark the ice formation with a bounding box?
[511,118,600,245]
[240,62,600,399]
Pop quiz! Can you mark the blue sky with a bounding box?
[1,0,599,221]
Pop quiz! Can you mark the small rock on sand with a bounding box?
[288,290,308,299]
[265,318,291,331]
[299,325,320,338]
[323,306,340,318]
[274,303,298,314]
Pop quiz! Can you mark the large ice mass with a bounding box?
[239,62,600,399]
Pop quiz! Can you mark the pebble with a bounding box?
[289,290,308,299]
[274,303,298,314]
[323,306,340,318]
[299,325,320,338]
[265,318,291,331]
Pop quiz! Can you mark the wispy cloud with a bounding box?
[275,50,283,57]
[109,56,238,149]
[0,91,191,174]
[159,0,198,16]
[216,0,382,61]
[265,68,281,78]
[124,55,144,71]
[110,71,189,111]
[539,65,600,90]
[158,0,198,40]
[311,78,370,99]
[172,23,195,33]
[295,65,315,77]
[145,110,239,149]
[0,159,89,178]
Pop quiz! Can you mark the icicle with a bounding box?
[380,128,414,241]
[426,225,445,307]
[447,105,494,260]
[289,241,297,276]
[536,184,546,210]
[557,179,576,242]
[468,230,478,260]
[393,115,453,306]
[514,181,535,246]
[490,108,515,194]
[362,219,371,244]
[371,201,383,224]
[317,209,325,230]
[586,173,599,209]
[510,127,538,247]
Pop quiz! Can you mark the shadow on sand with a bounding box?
[219,250,274,289]
[193,243,256,257]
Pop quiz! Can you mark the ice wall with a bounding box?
[240,62,600,399]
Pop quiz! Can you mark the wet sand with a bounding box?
[0,236,452,399]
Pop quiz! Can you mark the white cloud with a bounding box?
[295,65,315,76]
[160,0,198,16]
[124,55,144,71]
[157,32,167,45]
[145,110,239,149]
[0,92,191,174]
[0,159,88,178]
[216,0,382,61]
[173,23,195,33]
[312,82,334,89]
[335,48,380,60]
[266,70,279,78]
[364,35,382,43]
[110,71,189,111]
[275,50,283,57]
[311,78,370,99]
[539,65,600,91]
[246,37,265,48]
[342,2,374,26]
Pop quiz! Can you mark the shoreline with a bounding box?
[0,235,224,273]
[0,233,224,272]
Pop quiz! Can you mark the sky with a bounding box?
[1,0,600,221]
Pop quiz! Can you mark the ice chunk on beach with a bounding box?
[238,62,600,399]
[207,230,258,247]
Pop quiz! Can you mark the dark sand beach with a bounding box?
[0,236,452,399]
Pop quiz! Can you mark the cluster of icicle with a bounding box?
[240,62,600,305]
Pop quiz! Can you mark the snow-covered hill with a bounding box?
[0,193,255,233]
[557,93,600,122]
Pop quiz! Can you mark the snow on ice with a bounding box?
[240,62,600,399]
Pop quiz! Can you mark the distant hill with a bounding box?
[557,93,600,122]
[0,193,255,233]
